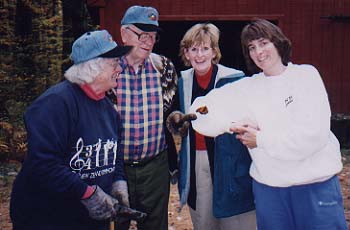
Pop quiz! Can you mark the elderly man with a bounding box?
[10,30,147,230]
[107,5,178,230]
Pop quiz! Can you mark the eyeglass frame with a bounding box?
[186,45,213,55]
[104,57,121,67]
[126,27,160,43]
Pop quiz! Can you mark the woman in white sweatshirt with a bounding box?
[190,19,347,230]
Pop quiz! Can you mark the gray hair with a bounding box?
[64,58,107,84]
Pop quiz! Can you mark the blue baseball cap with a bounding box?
[121,5,160,32]
[70,30,132,64]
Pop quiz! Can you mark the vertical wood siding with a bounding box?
[93,0,350,113]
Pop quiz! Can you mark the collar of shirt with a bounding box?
[79,84,105,100]
[120,56,148,75]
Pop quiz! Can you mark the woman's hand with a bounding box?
[230,120,259,149]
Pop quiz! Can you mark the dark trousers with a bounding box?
[117,150,170,230]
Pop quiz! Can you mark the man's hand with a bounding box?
[170,169,179,185]
[166,111,197,137]
[111,180,129,207]
[81,185,118,220]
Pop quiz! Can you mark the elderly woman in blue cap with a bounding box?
[10,30,145,230]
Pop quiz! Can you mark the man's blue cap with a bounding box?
[70,30,132,64]
[121,5,160,32]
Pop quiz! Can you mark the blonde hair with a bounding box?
[179,23,222,67]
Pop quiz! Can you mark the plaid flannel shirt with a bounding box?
[115,56,166,161]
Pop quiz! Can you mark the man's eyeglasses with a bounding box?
[126,27,160,43]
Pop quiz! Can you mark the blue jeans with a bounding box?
[253,176,347,230]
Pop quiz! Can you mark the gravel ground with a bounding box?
[1,157,349,230]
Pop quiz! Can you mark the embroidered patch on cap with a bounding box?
[149,13,157,21]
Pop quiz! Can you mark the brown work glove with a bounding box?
[166,111,197,137]
[111,180,129,207]
[81,185,118,220]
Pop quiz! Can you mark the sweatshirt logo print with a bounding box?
[69,137,118,172]
[285,95,293,107]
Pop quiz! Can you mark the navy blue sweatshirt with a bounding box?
[10,80,125,230]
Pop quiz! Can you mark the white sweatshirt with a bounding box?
[190,63,343,187]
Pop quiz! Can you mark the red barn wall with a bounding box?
[90,0,350,114]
